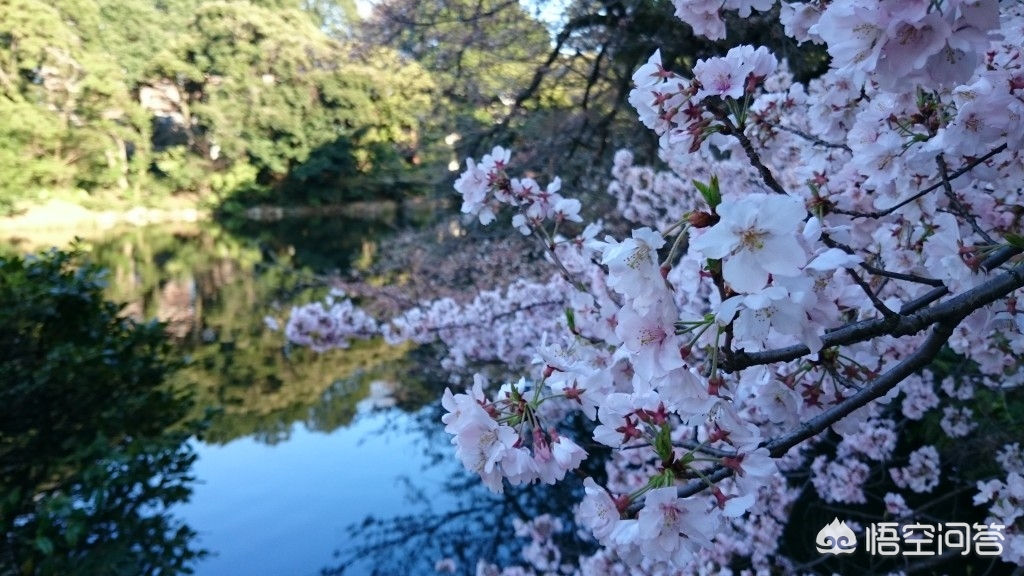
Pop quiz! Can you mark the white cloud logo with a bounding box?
[816,518,858,554]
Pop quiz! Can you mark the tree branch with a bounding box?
[830,144,1008,219]
[724,118,789,196]
[760,120,851,152]
[725,260,1024,372]
[846,267,897,319]
[936,155,996,245]
[669,316,958,502]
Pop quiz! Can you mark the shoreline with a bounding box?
[0,196,452,251]
[0,199,206,233]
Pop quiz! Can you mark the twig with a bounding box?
[821,231,944,286]
[761,121,852,152]
[860,264,944,287]
[900,244,1021,315]
[723,117,789,196]
[725,260,1024,372]
[664,317,959,504]
[830,144,1008,219]
[935,154,995,244]
[846,267,898,319]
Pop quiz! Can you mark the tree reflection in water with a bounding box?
[324,403,609,576]
[0,248,204,575]
[3,220,611,575]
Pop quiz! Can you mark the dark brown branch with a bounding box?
[846,267,897,319]
[936,154,996,244]
[725,260,1024,372]
[484,12,612,142]
[821,231,945,287]
[899,244,1021,314]
[860,264,944,287]
[763,319,955,458]
[724,118,789,196]
[830,144,1008,219]
[762,121,851,152]
[666,317,958,503]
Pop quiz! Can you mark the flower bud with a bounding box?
[688,211,717,228]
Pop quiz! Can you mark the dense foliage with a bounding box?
[364,0,828,194]
[0,248,202,575]
[0,0,439,214]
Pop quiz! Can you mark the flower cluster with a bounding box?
[454,145,581,232]
[283,290,378,352]
[382,277,572,374]
[441,376,587,493]
[284,0,1024,571]
[975,443,1024,564]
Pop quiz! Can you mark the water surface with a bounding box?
[2,218,587,576]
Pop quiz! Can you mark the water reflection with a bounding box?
[322,408,606,576]
[219,215,396,273]
[28,222,430,446]
[0,246,204,575]
[1,219,596,576]
[182,409,464,576]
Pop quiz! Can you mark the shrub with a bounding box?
[0,247,203,575]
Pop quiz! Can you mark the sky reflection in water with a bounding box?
[181,407,460,576]
[1,221,584,576]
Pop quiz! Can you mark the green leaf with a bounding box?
[35,536,54,556]
[1005,233,1024,249]
[654,423,673,461]
[693,175,721,209]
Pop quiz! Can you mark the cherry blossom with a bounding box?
[890,445,942,493]
[280,1,1024,571]
[690,193,808,293]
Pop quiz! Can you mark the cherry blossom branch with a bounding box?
[936,154,996,245]
[721,117,789,196]
[672,440,739,459]
[900,245,1022,315]
[402,299,565,335]
[668,317,959,503]
[764,320,955,456]
[860,264,944,287]
[725,261,1024,372]
[759,120,852,152]
[845,267,898,319]
[821,232,945,286]
[830,144,1008,219]
[530,223,586,291]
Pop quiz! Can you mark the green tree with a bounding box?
[363,0,828,189]
[148,1,438,206]
[0,0,156,211]
[363,0,553,151]
[0,248,203,575]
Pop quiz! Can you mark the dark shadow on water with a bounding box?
[0,248,205,575]
[322,406,610,576]
[217,214,398,274]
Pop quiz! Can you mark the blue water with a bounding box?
[180,409,461,576]
[2,222,559,576]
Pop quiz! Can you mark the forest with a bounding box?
[0,0,558,215]
[0,0,824,216]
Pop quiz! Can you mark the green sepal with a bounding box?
[654,423,673,461]
[693,175,721,209]
[1005,233,1024,249]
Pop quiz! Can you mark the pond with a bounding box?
[0,215,589,576]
